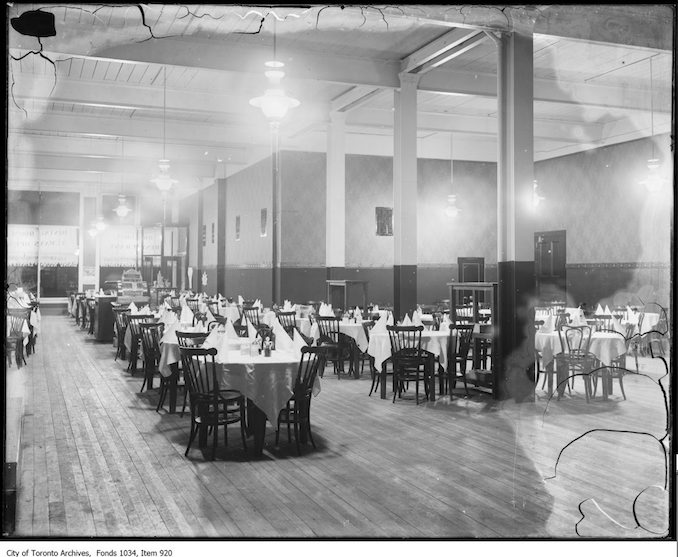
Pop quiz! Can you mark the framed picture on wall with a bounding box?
[260,208,267,237]
[235,215,240,241]
[375,207,393,236]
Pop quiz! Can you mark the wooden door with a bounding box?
[457,257,485,305]
[534,230,566,302]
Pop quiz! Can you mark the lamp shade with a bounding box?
[250,88,300,121]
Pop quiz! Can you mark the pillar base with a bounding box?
[394,265,417,321]
[496,260,536,402]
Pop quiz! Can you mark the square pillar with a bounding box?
[393,72,420,321]
[496,27,537,401]
[326,111,346,280]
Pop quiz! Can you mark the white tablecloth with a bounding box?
[535,331,627,367]
[217,350,320,425]
[261,312,312,337]
[310,320,369,352]
[367,329,455,371]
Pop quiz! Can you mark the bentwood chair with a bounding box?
[364,321,393,396]
[169,331,210,415]
[125,314,157,373]
[387,325,434,404]
[555,325,595,401]
[276,311,297,338]
[6,308,30,368]
[179,346,247,460]
[112,307,131,361]
[276,346,327,455]
[315,316,355,378]
[185,298,200,313]
[138,322,165,394]
[448,324,474,397]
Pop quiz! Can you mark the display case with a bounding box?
[117,269,150,305]
[447,282,499,397]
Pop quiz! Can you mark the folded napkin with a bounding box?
[180,306,194,325]
[400,314,412,326]
[595,304,605,315]
[255,299,262,309]
[355,306,362,319]
[202,327,221,350]
[371,315,387,334]
[386,313,394,326]
[373,305,379,311]
[238,295,244,305]
[570,309,586,326]
[611,315,626,335]
[128,301,138,314]
[411,312,423,326]
[139,305,151,315]
[162,309,178,326]
[439,318,450,332]
[272,318,295,352]
[319,303,334,317]
[247,318,259,340]
[293,329,308,358]
[161,321,178,344]
[541,315,555,333]
[604,305,612,316]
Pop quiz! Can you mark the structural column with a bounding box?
[393,72,420,321]
[325,111,346,282]
[495,27,537,401]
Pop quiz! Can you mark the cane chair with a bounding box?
[315,316,355,378]
[138,322,165,394]
[112,307,131,361]
[387,325,434,404]
[555,325,595,402]
[276,346,327,455]
[179,346,247,460]
[125,314,157,373]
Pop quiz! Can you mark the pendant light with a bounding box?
[639,56,663,193]
[532,179,545,207]
[249,19,300,127]
[114,138,132,217]
[150,66,177,192]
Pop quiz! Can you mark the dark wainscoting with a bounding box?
[281,267,327,303]
[566,262,670,308]
[223,266,273,305]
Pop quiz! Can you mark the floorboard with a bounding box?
[7,315,671,539]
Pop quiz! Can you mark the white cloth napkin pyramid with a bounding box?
[595,304,605,315]
[161,321,178,344]
[238,295,244,305]
[205,309,216,325]
[224,318,239,339]
[604,305,613,316]
[401,314,412,326]
[570,309,586,326]
[610,314,626,335]
[202,327,221,350]
[386,313,394,326]
[180,306,194,325]
[411,311,423,326]
[128,302,138,314]
[272,318,295,352]
[293,329,308,359]
[371,315,387,334]
[541,315,555,333]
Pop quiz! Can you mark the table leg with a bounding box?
[546,361,554,397]
[380,361,387,399]
[167,363,179,413]
[247,401,267,457]
[428,362,436,402]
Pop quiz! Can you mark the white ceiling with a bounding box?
[7,4,674,198]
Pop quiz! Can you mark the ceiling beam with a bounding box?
[400,28,485,74]
[330,86,382,113]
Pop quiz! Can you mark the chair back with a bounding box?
[276,311,297,336]
[454,324,475,360]
[179,347,220,402]
[386,325,424,360]
[242,306,261,327]
[293,346,327,400]
[559,325,592,356]
[534,320,545,331]
[206,301,219,315]
[169,296,181,308]
[593,314,615,332]
[112,307,130,335]
[139,322,164,367]
[186,298,200,313]
[316,316,341,343]
[126,314,157,337]
[7,308,30,337]
[554,311,570,330]
[176,331,208,347]
[362,320,376,341]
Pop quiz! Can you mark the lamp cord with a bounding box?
[649,57,655,160]
[162,66,167,160]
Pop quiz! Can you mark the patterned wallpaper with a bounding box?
[201,183,219,266]
[534,134,672,264]
[225,157,273,266]
[280,151,326,266]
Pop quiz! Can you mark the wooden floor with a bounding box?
[7,315,671,539]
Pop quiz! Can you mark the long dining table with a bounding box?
[367,329,456,401]
[535,329,628,399]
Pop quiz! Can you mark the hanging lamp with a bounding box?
[150,66,177,192]
[532,179,545,207]
[114,138,132,217]
[249,20,300,126]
